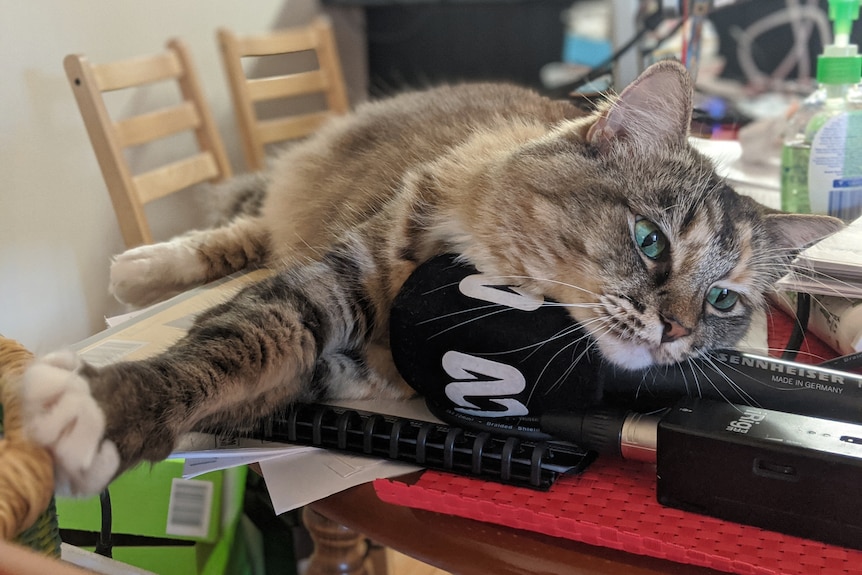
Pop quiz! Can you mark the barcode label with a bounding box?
[165,478,213,538]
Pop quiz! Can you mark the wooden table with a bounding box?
[304,473,727,575]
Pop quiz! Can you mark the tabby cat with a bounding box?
[20,61,840,496]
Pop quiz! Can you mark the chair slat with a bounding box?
[219,16,348,172]
[246,71,328,102]
[235,28,317,57]
[132,152,219,204]
[114,102,201,148]
[93,51,183,92]
[257,112,332,144]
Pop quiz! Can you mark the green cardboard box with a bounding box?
[57,459,249,575]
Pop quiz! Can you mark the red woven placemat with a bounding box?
[374,308,862,575]
[374,457,862,575]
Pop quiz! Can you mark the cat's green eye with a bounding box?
[707,286,739,311]
[634,219,668,260]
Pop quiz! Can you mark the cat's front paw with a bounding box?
[110,239,203,307]
[20,351,120,497]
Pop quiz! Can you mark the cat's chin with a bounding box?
[594,337,657,371]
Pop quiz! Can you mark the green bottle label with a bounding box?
[809,111,862,220]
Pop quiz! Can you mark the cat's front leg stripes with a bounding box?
[20,277,324,496]
[90,273,333,468]
[19,351,120,496]
[22,242,380,496]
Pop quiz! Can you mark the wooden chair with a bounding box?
[64,40,233,248]
[217,16,350,172]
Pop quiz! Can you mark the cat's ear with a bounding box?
[587,60,693,152]
[762,213,844,251]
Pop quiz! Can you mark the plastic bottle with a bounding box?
[780,0,862,220]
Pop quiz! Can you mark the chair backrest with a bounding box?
[217,16,350,172]
[64,40,233,248]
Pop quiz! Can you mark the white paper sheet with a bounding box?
[168,398,436,506]
[259,449,420,514]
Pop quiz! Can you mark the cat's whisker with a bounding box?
[479,322,586,358]
[419,300,595,339]
[749,345,792,357]
[419,280,467,296]
[540,301,602,310]
[529,338,596,403]
[696,351,762,408]
[787,268,857,297]
[636,361,696,401]
[622,363,658,401]
[478,274,600,298]
[542,343,594,398]
[525,323,606,405]
[424,305,543,339]
[670,359,697,399]
[571,315,615,341]
[686,355,744,407]
[417,302,506,326]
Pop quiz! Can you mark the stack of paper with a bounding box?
[777,216,862,298]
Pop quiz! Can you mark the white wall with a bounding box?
[0,0,366,354]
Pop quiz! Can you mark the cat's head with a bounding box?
[473,60,842,370]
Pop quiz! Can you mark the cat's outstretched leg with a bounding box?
[22,243,400,496]
[110,216,270,307]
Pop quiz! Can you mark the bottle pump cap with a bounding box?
[818,0,862,84]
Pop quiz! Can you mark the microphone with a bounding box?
[390,255,862,442]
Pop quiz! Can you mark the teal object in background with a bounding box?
[562,34,613,67]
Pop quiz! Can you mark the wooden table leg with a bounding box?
[302,506,374,575]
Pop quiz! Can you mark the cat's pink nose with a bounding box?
[661,316,691,343]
